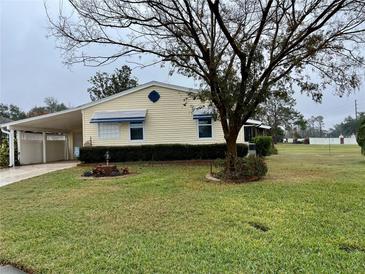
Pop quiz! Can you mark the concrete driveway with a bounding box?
[0,265,27,274]
[0,161,78,187]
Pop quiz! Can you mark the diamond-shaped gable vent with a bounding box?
[148,90,160,103]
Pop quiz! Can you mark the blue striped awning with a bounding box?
[192,108,214,119]
[90,110,147,123]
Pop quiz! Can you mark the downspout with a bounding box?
[1,127,10,136]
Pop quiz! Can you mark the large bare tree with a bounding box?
[49,0,365,172]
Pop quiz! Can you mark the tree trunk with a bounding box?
[271,128,277,144]
[225,133,239,174]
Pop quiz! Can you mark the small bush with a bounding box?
[253,136,273,156]
[80,143,248,163]
[357,118,365,155]
[215,155,268,181]
[0,138,9,167]
[83,170,93,177]
[0,137,19,167]
[242,155,268,178]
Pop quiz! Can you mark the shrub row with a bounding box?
[80,143,248,163]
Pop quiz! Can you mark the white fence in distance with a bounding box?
[309,137,357,145]
[287,137,357,145]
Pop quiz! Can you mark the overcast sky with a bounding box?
[1,0,364,128]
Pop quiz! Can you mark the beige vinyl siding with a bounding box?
[82,85,244,146]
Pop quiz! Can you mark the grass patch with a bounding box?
[0,144,364,273]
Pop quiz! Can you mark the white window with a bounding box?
[98,123,120,139]
[130,121,144,140]
[198,118,212,138]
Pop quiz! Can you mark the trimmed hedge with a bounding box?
[80,143,248,163]
[253,136,273,156]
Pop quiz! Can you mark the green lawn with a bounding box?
[1,145,364,273]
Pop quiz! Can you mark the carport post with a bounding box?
[16,131,21,164]
[42,132,47,163]
[9,129,15,167]
[65,134,69,160]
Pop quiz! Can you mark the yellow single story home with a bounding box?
[1,81,270,166]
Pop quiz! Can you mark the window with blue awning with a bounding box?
[192,108,214,119]
[90,110,147,123]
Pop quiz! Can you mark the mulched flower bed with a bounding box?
[82,164,131,179]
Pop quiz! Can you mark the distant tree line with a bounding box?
[284,113,365,140]
[1,64,138,124]
[283,115,324,140]
[304,116,325,137]
[330,114,365,137]
[0,97,67,122]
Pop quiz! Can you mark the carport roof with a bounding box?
[0,107,83,132]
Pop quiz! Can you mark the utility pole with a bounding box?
[355,100,358,120]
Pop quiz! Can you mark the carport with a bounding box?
[1,108,83,166]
